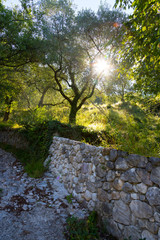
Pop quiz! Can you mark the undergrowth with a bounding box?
[65,211,146,240]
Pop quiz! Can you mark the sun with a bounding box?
[94,58,112,76]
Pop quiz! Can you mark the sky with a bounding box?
[4,0,132,14]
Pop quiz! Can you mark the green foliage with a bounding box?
[66,194,73,204]
[115,0,160,95]
[65,211,100,240]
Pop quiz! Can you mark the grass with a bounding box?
[0,97,159,178]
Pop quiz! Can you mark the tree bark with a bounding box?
[3,97,13,122]
[69,104,78,125]
[38,86,50,107]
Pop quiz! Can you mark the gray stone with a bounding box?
[139,194,145,201]
[122,182,133,193]
[146,187,160,205]
[109,149,118,161]
[80,143,85,150]
[96,165,106,178]
[75,184,84,193]
[130,200,153,218]
[86,181,96,193]
[142,230,158,240]
[113,178,124,190]
[111,191,120,200]
[121,168,141,183]
[78,174,88,183]
[102,182,111,191]
[105,219,122,239]
[106,170,115,182]
[146,162,153,172]
[113,200,131,225]
[137,219,158,234]
[127,154,148,168]
[84,190,92,201]
[131,193,139,200]
[136,168,152,186]
[81,163,88,174]
[117,150,128,158]
[154,212,160,223]
[120,192,131,204]
[102,202,113,216]
[151,167,160,186]
[136,183,147,194]
[149,157,160,166]
[115,157,128,170]
[98,189,109,202]
[104,155,109,162]
[106,161,114,169]
[92,193,97,201]
[123,226,141,240]
[95,180,103,188]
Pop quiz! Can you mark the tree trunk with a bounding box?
[38,87,50,107]
[69,104,78,125]
[3,97,13,122]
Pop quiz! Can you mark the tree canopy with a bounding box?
[115,0,160,94]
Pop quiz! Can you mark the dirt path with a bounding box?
[0,148,88,240]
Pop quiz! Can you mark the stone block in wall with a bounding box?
[136,183,147,194]
[81,163,88,174]
[75,183,85,193]
[115,157,129,170]
[101,202,113,216]
[136,168,152,186]
[149,157,160,166]
[146,187,160,205]
[137,219,158,234]
[92,193,97,202]
[111,191,120,200]
[121,168,141,183]
[117,150,128,158]
[154,212,160,223]
[106,161,114,169]
[96,165,106,178]
[151,167,160,186]
[123,226,141,240]
[97,189,109,202]
[142,230,158,240]
[130,200,153,219]
[131,193,139,200]
[120,192,131,204]
[113,178,124,190]
[84,190,92,201]
[127,154,148,168]
[109,149,118,161]
[86,181,96,193]
[113,200,131,225]
[102,182,111,191]
[122,182,133,193]
[104,219,122,239]
[75,152,83,163]
[78,174,88,183]
[95,180,103,188]
[106,170,116,182]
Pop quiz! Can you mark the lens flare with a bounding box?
[94,58,112,76]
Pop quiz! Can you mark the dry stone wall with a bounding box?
[46,136,160,240]
[0,130,28,148]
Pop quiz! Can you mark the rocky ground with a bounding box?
[0,148,88,240]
